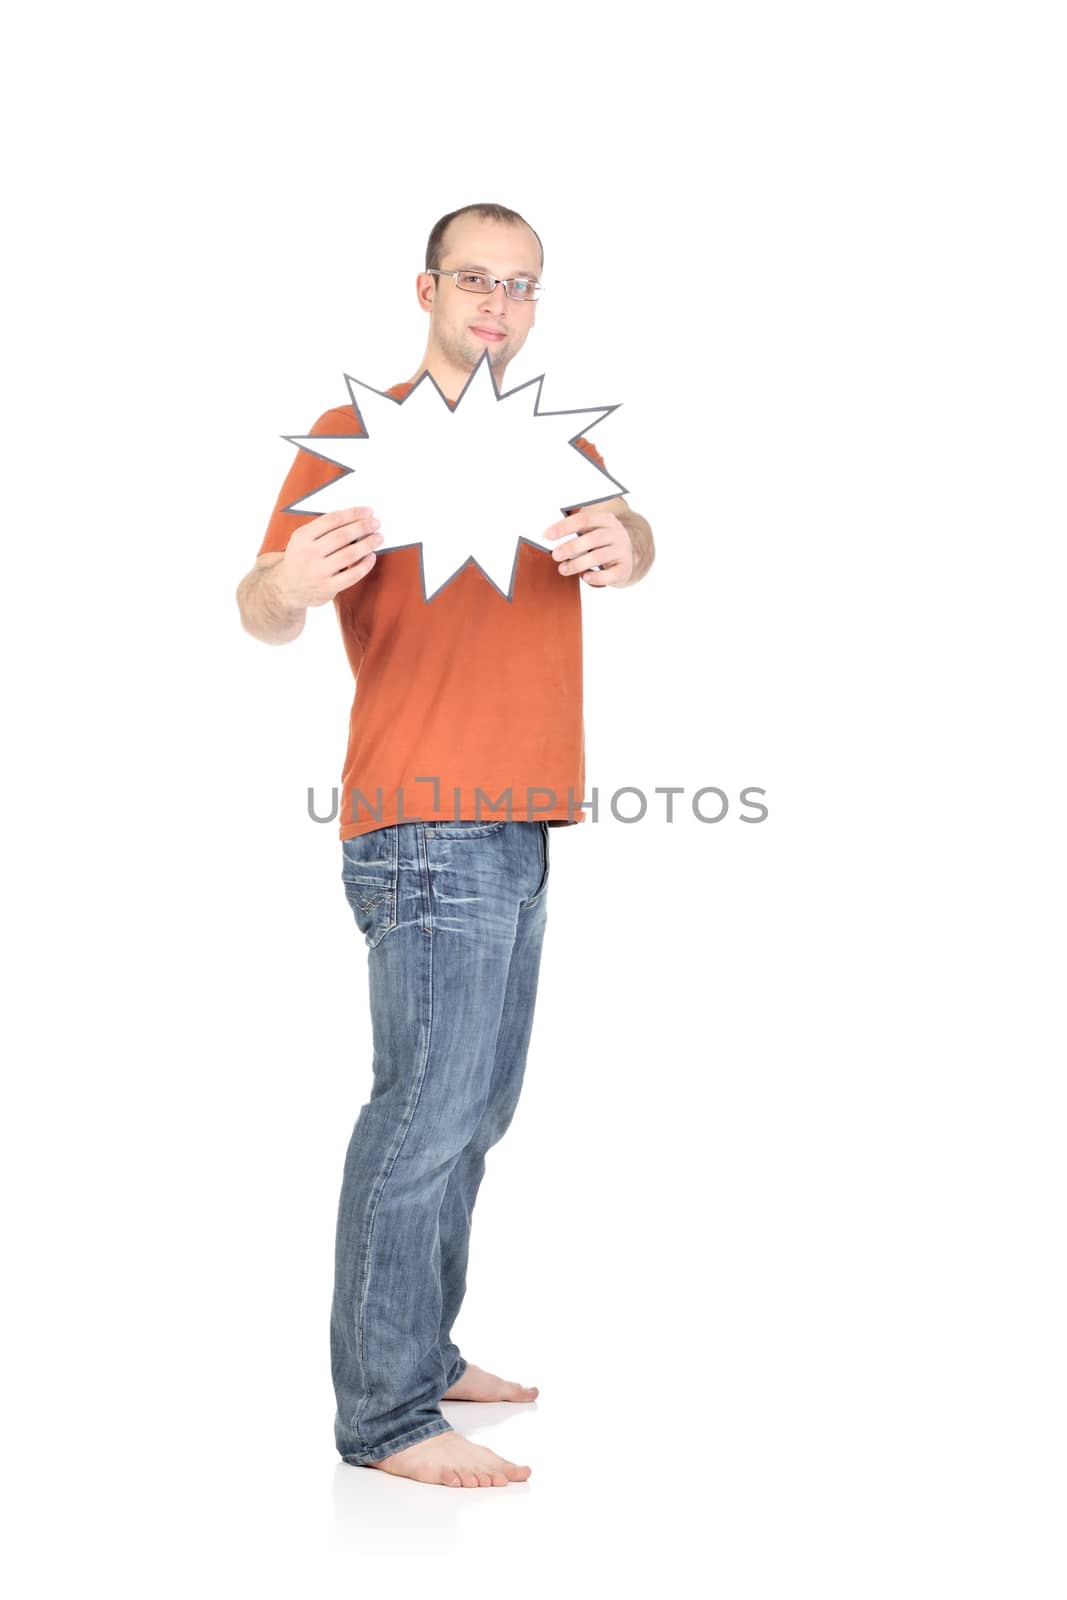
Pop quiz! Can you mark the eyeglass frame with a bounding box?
[426,267,544,301]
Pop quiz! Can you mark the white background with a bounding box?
[4,2,1064,1596]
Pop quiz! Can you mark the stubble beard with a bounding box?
[436,316,513,380]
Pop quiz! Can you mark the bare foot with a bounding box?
[441,1361,539,1403]
[369,1429,532,1488]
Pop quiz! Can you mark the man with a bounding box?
[236,202,655,1489]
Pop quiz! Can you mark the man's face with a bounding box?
[421,215,542,378]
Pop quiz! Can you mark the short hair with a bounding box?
[425,202,544,277]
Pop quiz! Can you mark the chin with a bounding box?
[466,341,505,367]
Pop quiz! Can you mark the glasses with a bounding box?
[427,268,543,302]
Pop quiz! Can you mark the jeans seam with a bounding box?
[417,822,433,936]
[350,909,436,1447]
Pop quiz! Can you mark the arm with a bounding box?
[547,437,655,588]
[542,494,657,589]
[238,406,379,646]
[611,503,655,588]
[236,552,309,646]
[236,507,384,644]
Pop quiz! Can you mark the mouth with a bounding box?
[470,325,507,344]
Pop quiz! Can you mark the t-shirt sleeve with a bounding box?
[573,433,607,472]
[257,407,363,557]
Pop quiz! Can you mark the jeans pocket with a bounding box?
[341,829,399,948]
[531,819,551,903]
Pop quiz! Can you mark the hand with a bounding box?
[275,507,385,607]
[542,506,634,587]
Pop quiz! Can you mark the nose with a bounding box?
[479,280,509,314]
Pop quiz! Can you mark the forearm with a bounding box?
[236,562,308,645]
[617,511,655,587]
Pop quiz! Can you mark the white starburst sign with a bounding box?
[283,349,627,602]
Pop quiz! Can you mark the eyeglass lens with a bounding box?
[454,271,540,301]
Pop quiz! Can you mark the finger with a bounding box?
[330,529,384,574]
[555,539,618,573]
[550,535,586,561]
[318,517,382,560]
[313,506,377,540]
[542,507,594,541]
[549,528,618,559]
[330,551,378,593]
[557,555,601,575]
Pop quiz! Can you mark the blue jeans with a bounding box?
[332,818,551,1465]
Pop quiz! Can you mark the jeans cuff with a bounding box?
[340,1416,455,1467]
[445,1355,469,1390]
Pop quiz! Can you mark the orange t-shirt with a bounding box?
[258,380,609,840]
